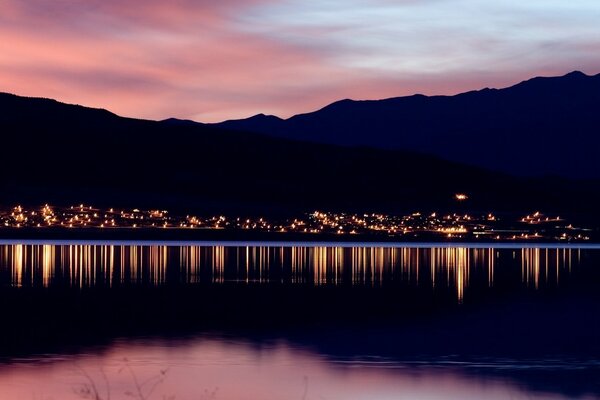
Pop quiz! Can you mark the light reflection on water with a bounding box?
[0,243,586,301]
[0,338,595,400]
[0,243,598,399]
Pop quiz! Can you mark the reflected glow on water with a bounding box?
[0,338,591,400]
[0,244,586,301]
[0,243,597,399]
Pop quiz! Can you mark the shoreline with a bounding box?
[0,227,597,247]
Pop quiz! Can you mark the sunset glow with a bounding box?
[1,1,599,121]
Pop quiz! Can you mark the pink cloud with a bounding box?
[0,0,599,122]
[0,0,328,120]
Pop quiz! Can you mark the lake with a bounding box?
[0,241,599,399]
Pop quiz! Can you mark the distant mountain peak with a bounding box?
[249,113,281,120]
[564,70,587,78]
[161,117,202,126]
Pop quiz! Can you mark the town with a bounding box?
[0,203,593,242]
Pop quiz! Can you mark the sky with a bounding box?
[1,1,599,122]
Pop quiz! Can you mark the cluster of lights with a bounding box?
[307,211,484,238]
[517,211,589,241]
[1,204,173,229]
[521,211,562,224]
[0,204,593,241]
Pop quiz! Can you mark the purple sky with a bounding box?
[1,0,599,122]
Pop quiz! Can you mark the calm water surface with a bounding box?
[0,242,591,300]
[4,338,598,400]
[0,242,598,399]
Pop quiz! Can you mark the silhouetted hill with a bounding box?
[214,71,600,179]
[1,92,598,217]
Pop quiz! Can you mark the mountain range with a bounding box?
[214,71,600,179]
[1,71,599,217]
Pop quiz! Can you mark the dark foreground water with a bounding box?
[0,242,599,399]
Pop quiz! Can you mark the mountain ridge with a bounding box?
[2,90,598,216]
[213,71,600,178]
[219,70,595,122]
